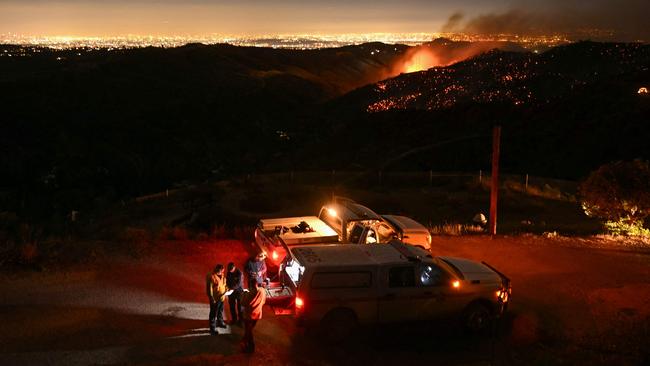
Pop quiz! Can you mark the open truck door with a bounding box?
[264,237,299,310]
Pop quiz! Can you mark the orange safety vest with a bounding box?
[206,272,228,302]
[242,287,267,320]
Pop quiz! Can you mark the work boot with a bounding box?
[217,322,227,328]
[210,329,218,336]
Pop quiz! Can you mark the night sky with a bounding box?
[1,0,648,40]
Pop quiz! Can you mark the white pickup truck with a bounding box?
[317,198,432,250]
[254,215,339,266]
[276,241,511,338]
[254,199,432,269]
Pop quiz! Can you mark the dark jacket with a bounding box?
[226,268,244,291]
[245,258,267,284]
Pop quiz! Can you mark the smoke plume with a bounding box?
[441,1,650,41]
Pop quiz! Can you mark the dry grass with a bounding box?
[19,242,39,263]
[121,227,152,257]
[429,223,484,236]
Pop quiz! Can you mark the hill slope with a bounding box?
[298,42,650,178]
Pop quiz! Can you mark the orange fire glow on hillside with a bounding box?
[386,42,509,77]
[403,48,440,73]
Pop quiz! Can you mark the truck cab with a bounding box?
[317,198,391,244]
[381,214,432,250]
[318,198,432,250]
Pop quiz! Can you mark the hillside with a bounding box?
[1,41,649,224]
[0,42,406,212]
[299,42,650,178]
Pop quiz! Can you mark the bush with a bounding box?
[579,160,650,236]
[429,223,484,236]
[122,227,151,256]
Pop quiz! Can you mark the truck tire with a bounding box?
[463,301,492,333]
[321,308,358,343]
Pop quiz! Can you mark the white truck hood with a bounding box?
[438,256,502,283]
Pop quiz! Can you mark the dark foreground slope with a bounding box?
[1,41,649,222]
[0,43,406,216]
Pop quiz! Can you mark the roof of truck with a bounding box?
[320,200,382,222]
[290,242,431,267]
[381,215,429,232]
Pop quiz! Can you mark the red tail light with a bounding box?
[295,296,304,308]
[272,250,279,261]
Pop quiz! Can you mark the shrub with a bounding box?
[172,227,190,241]
[430,223,484,236]
[19,242,39,264]
[579,160,650,236]
[122,227,151,256]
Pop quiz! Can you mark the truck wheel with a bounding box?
[321,309,357,343]
[463,302,492,333]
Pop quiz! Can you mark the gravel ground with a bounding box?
[0,235,648,365]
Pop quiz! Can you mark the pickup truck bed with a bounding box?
[257,216,339,245]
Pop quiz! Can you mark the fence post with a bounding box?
[488,126,501,236]
[525,174,529,192]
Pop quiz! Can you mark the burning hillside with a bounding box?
[384,38,528,77]
[366,42,650,113]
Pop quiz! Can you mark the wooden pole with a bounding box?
[489,126,501,236]
[525,174,529,192]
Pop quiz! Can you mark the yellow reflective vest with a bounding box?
[206,272,228,303]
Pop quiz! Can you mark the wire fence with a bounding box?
[133,170,578,203]
[239,170,575,191]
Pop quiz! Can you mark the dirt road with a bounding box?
[0,236,648,365]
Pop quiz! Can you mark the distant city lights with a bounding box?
[0,32,573,51]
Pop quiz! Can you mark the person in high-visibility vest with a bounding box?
[206,264,228,335]
[240,281,267,353]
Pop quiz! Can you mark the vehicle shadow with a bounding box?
[288,313,517,366]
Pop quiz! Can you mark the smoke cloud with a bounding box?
[441,1,650,41]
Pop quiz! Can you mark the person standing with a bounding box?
[206,264,228,335]
[241,281,267,353]
[226,262,244,325]
[245,252,267,288]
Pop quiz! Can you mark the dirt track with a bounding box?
[0,236,648,365]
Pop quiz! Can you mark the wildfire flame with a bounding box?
[388,41,509,78]
[402,48,440,73]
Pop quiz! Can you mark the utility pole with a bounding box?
[488,126,501,236]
